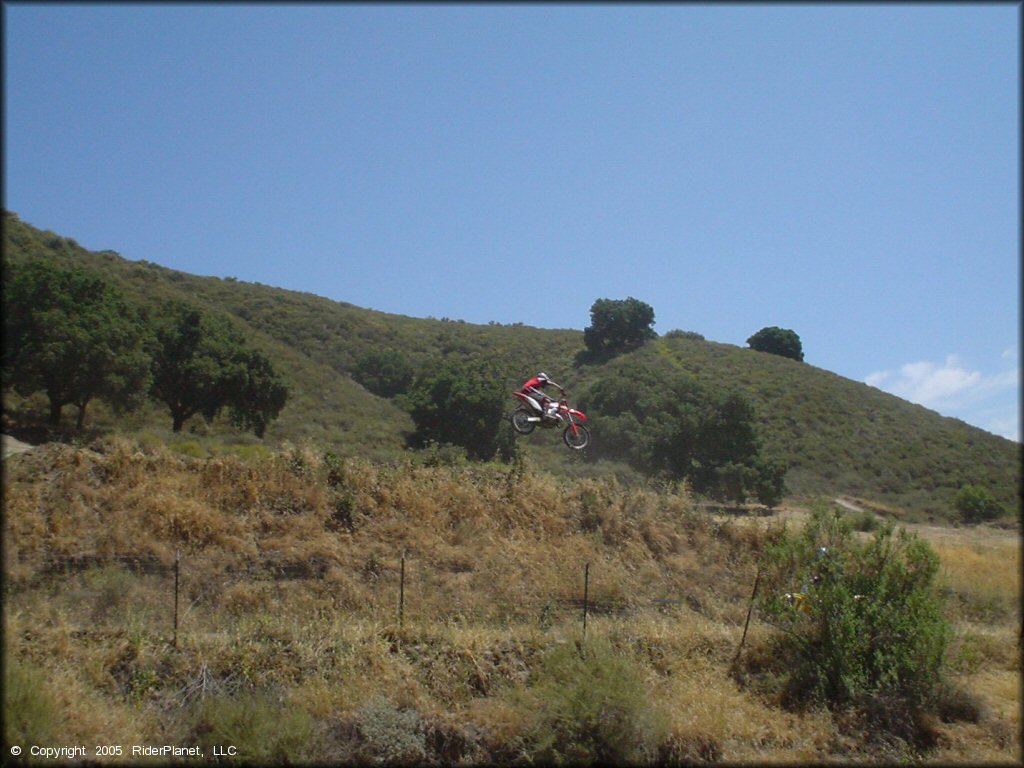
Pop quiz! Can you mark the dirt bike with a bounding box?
[510,391,590,450]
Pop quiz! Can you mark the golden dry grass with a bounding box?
[3,438,1020,764]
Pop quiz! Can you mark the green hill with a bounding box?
[3,210,1019,520]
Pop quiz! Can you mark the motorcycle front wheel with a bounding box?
[563,423,590,450]
[511,407,536,435]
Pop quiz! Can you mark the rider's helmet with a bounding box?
[536,372,549,383]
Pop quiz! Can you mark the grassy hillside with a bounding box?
[3,210,1019,520]
[4,439,1019,763]
[580,339,1020,520]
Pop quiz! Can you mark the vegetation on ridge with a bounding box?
[2,209,1019,521]
[2,209,1019,762]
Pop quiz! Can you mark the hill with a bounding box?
[3,439,1019,762]
[2,210,1019,520]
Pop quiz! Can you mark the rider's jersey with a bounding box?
[521,376,562,395]
[521,376,547,393]
[521,377,563,415]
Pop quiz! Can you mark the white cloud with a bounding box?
[866,353,1020,441]
[866,355,982,407]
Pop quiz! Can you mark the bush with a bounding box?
[353,697,427,765]
[663,329,704,341]
[4,658,66,746]
[757,507,950,721]
[522,636,668,765]
[838,505,880,532]
[186,689,314,763]
[953,484,1004,524]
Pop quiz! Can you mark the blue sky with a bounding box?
[4,4,1019,440]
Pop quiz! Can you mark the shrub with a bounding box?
[186,689,314,763]
[522,636,668,765]
[172,440,208,459]
[757,507,950,721]
[4,658,66,746]
[353,696,427,765]
[842,507,880,532]
[953,484,1004,524]
[664,329,705,341]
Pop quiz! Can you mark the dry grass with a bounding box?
[930,537,1021,626]
[3,438,1019,763]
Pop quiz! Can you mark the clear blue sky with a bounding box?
[4,4,1019,440]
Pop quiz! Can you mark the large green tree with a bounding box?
[406,361,509,461]
[583,297,657,355]
[149,302,287,434]
[746,326,804,362]
[3,261,151,429]
[227,349,290,438]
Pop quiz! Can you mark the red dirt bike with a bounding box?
[510,391,590,450]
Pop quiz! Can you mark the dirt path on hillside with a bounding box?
[711,499,1019,548]
[1,434,35,458]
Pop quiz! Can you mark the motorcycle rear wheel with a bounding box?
[563,423,590,450]
[511,407,536,435]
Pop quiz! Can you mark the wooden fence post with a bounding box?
[733,564,761,666]
[173,549,181,649]
[582,562,590,641]
[399,551,406,631]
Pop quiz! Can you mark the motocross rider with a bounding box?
[519,372,565,419]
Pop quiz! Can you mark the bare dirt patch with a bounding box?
[1,434,35,458]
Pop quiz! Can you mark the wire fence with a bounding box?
[10,550,720,649]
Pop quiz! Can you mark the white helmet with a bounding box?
[537,372,549,383]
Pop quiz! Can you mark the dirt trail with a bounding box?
[1,434,35,458]
[710,499,1019,548]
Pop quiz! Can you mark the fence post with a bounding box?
[582,562,590,641]
[173,549,181,649]
[733,564,761,666]
[399,551,406,631]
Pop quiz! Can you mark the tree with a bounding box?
[581,359,784,504]
[149,302,287,435]
[406,361,508,461]
[747,326,804,362]
[751,455,788,508]
[3,261,151,429]
[227,349,289,438]
[583,298,657,355]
